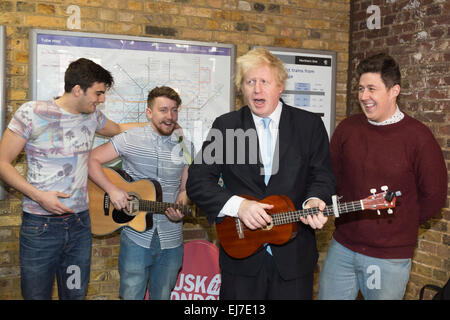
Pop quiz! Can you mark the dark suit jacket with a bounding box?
[186,102,336,280]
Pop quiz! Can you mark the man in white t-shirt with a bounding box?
[0,58,142,300]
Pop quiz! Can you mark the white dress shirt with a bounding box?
[218,102,282,218]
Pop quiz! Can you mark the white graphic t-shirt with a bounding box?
[8,100,106,215]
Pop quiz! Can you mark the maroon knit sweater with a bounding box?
[330,113,447,259]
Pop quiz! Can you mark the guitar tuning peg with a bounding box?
[387,209,393,214]
[381,186,388,191]
[370,188,377,194]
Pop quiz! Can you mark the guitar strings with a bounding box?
[137,200,194,215]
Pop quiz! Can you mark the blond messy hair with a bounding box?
[235,47,288,92]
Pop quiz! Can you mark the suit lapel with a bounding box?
[266,104,292,188]
[276,104,292,163]
[241,106,256,131]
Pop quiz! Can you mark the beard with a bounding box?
[152,121,175,136]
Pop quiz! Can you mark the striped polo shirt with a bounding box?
[110,124,192,249]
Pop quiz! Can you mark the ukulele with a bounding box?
[215,186,401,259]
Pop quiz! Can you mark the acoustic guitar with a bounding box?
[88,167,197,235]
[216,187,401,259]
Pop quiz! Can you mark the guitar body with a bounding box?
[215,194,298,259]
[88,168,161,235]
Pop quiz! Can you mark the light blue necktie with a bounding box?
[261,117,272,185]
[261,117,273,256]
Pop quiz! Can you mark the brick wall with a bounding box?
[0,0,350,299]
[1,0,447,302]
[349,0,449,300]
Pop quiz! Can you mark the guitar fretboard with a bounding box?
[271,200,363,226]
[138,200,195,217]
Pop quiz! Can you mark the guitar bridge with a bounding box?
[236,219,244,239]
[262,221,273,230]
[104,193,110,216]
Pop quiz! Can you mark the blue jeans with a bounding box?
[118,231,183,300]
[318,238,411,300]
[19,211,92,300]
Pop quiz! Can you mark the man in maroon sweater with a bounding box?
[318,53,447,300]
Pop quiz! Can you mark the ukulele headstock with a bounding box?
[362,186,401,215]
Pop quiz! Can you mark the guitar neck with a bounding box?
[138,200,195,217]
[271,200,363,226]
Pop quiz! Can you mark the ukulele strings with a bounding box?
[271,201,363,226]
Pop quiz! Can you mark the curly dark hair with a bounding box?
[64,58,114,93]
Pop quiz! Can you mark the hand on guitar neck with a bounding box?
[165,190,189,222]
[300,198,328,229]
[237,196,328,231]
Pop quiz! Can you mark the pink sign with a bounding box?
[170,240,221,300]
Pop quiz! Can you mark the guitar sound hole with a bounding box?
[112,209,134,223]
[112,193,140,224]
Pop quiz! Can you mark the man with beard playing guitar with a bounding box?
[88,86,193,300]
